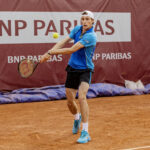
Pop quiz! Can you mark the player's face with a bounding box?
[81,16,94,31]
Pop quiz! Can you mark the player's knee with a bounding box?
[66,88,77,100]
[78,95,86,103]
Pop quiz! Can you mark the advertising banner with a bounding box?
[0,0,150,90]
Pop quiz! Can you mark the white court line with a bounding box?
[121,145,150,150]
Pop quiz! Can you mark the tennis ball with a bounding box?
[52,32,59,39]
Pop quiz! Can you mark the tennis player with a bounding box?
[40,10,97,144]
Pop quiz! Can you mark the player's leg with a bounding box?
[66,88,82,134]
[78,82,89,130]
[66,88,78,115]
[65,69,82,134]
[77,82,91,143]
[65,70,79,116]
[77,71,92,143]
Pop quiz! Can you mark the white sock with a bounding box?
[74,113,80,120]
[82,122,88,132]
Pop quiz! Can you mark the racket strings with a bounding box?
[19,60,35,78]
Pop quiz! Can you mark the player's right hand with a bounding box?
[40,53,51,63]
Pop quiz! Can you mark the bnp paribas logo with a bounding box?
[0,12,131,44]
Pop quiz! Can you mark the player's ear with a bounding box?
[91,19,94,25]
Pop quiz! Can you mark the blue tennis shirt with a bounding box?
[68,25,97,71]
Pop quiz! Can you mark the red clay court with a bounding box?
[0,94,150,150]
[0,1,150,150]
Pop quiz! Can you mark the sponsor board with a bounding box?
[7,54,63,63]
[7,52,131,64]
[0,12,131,44]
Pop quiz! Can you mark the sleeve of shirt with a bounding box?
[69,26,80,39]
[79,33,97,47]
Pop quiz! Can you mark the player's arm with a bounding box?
[40,42,84,63]
[49,42,84,55]
[49,36,72,52]
[40,36,72,63]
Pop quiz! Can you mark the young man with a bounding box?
[40,10,97,143]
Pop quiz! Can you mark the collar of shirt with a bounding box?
[81,25,94,34]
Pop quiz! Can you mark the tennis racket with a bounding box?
[18,59,39,78]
